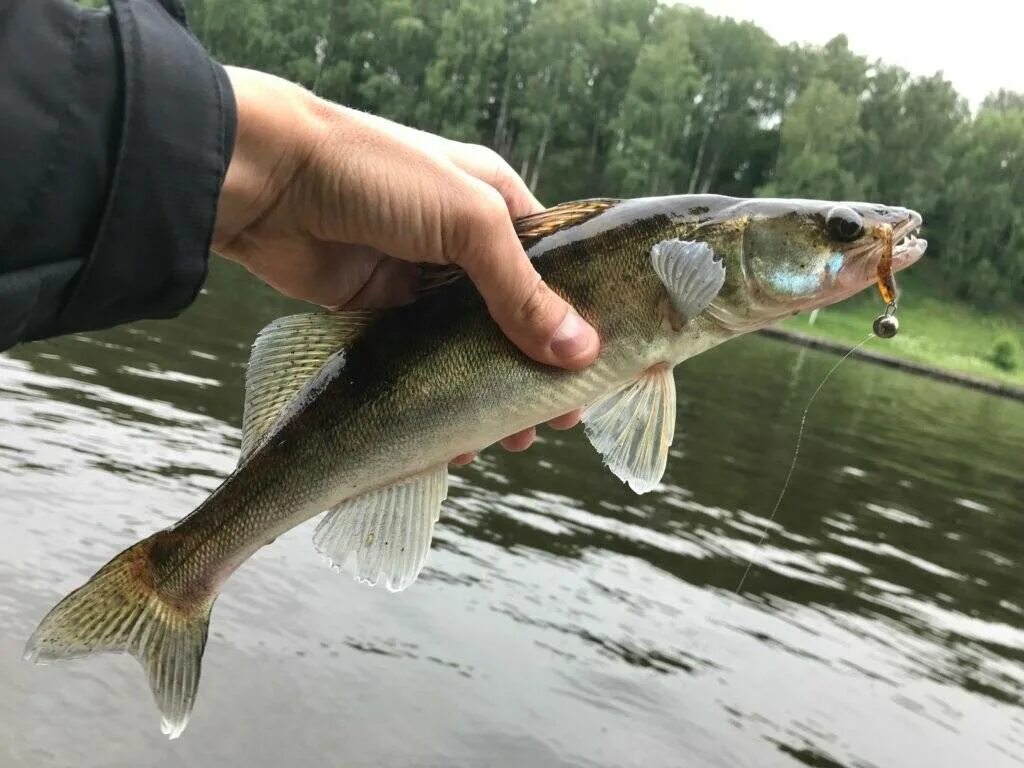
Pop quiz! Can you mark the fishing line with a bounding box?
[733,332,875,596]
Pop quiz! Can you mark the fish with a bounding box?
[24,194,926,737]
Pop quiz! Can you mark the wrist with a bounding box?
[212,67,322,255]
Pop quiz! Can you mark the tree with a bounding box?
[419,0,508,141]
[189,0,335,89]
[760,78,864,200]
[939,104,1024,304]
[607,6,700,196]
[346,0,442,124]
[178,0,1020,312]
[680,10,780,194]
[982,90,1024,113]
[579,0,657,190]
[506,0,604,198]
[813,35,869,97]
[860,68,966,213]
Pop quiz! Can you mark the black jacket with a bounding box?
[0,0,236,351]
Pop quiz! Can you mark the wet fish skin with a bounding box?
[23,194,925,737]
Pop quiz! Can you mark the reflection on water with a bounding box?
[1,260,1022,767]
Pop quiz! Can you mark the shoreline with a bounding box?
[758,327,1024,403]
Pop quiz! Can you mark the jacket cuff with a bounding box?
[56,0,236,336]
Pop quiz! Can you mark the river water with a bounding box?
[1,261,1021,767]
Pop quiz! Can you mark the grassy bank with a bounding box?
[779,278,1024,389]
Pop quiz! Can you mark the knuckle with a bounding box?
[476,184,509,221]
[481,147,521,190]
[440,180,482,243]
[491,152,519,186]
[478,145,508,173]
[461,141,503,168]
[459,184,509,243]
[515,279,557,330]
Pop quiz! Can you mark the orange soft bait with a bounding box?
[875,223,898,305]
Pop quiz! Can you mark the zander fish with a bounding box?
[25,195,926,737]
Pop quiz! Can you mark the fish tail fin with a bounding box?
[24,534,215,739]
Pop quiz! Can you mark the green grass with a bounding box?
[779,279,1024,389]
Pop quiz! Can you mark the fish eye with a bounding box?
[826,206,865,242]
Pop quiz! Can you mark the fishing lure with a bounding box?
[873,223,900,338]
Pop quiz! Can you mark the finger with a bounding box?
[451,180,600,371]
[325,248,420,310]
[446,143,543,219]
[450,451,477,467]
[547,408,583,430]
[233,238,418,309]
[500,427,536,452]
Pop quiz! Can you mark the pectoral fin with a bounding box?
[581,240,720,493]
[582,366,676,494]
[312,466,448,592]
[650,239,725,323]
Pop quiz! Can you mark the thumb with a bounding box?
[451,184,600,370]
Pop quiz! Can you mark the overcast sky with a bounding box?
[680,0,1023,108]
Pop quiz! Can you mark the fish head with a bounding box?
[701,199,926,332]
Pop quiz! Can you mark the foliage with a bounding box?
[607,6,699,196]
[990,334,1022,372]
[936,105,1024,305]
[184,0,1023,308]
[781,292,1024,387]
[759,78,864,199]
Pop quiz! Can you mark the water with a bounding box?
[1,260,1021,767]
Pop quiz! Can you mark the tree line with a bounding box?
[186,0,1024,306]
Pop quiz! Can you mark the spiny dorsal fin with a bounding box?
[313,465,448,592]
[514,198,619,247]
[417,264,467,297]
[582,366,676,494]
[240,311,373,462]
[416,199,621,298]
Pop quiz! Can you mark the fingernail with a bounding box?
[550,309,594,360]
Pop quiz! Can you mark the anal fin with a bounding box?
[313,466,448,592]
[582,366,676,494]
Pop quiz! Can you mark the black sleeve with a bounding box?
[0,0,236,351]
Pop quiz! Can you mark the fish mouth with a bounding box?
[892,231,927,273]
[838,208,927,297]
[891,210,927,272]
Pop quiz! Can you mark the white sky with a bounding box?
[680,0,1023,107]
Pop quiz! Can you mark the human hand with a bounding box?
[212,67,598,460]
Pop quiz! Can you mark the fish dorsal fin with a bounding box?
[240,311,373,463]
[515,198,619,247]
[417,264,467,297]
[416,199,621,298]
[650,239,725,323]
[313,466,449,592]
[582,366,677,494]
